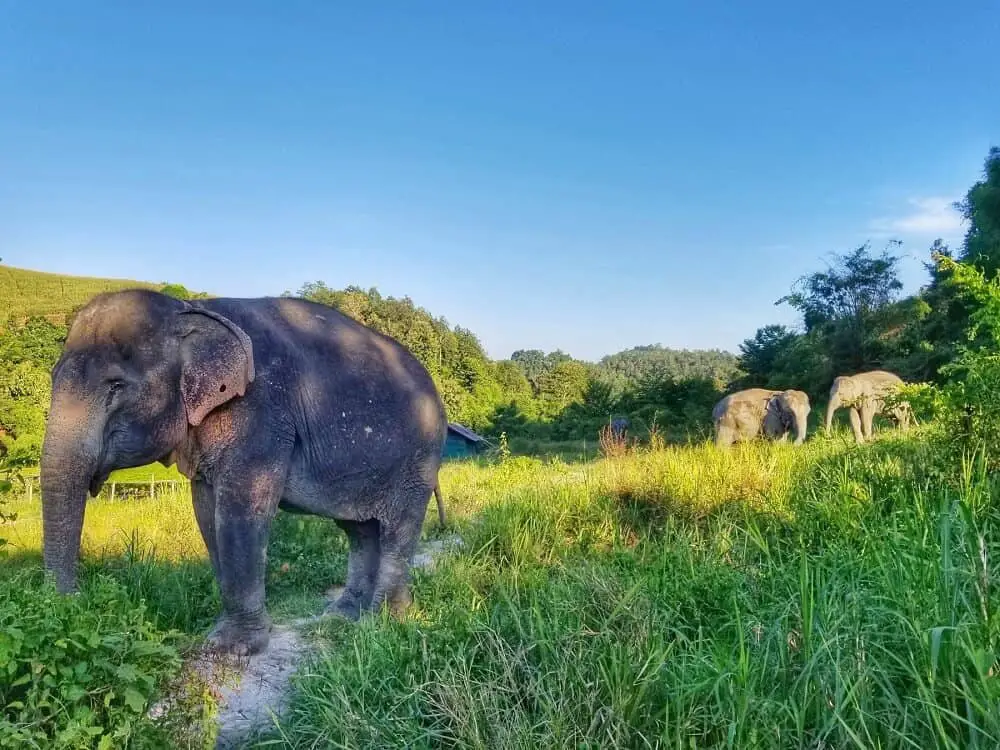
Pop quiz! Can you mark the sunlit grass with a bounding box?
[4,425,998,748]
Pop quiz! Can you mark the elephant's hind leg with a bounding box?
[367,487,432,617]
[328,518,380,621]
[861,402,877,441]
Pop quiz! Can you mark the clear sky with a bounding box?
[2,2,996,361]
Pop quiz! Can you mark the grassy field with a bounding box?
[0,265,160,322]
[3,428,999,748]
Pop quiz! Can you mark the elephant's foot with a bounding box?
[328,585,411,620]
[388,584,412,617]
[325,589,366,622]
[205,613,272,657]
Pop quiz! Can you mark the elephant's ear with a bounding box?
[175,308,255,427]
[769,395,793,427]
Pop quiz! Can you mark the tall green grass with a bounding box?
[3,429,999,748]
[267,434,1000,749]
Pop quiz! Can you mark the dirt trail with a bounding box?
[150,534,464,749]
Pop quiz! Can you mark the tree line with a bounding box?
[1,146,998,464]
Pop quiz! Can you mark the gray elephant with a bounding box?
[712,388,811,448]
[824,369,910,443]
[39,289,448,656]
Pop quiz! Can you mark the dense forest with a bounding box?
[1,146,999,466]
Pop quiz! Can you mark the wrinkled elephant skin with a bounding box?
[712,388,811,448]
[824,369,908,444]
[40,290,448,656]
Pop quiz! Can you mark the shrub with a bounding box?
[0,572,184,749]
[937,350,1000,466]
[598,421,630,458]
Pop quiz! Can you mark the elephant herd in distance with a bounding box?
[712,369,913,449]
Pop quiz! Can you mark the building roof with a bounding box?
[447,422,486,443]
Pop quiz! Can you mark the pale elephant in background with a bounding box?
[824,369,911,444]
[712,388,811,448]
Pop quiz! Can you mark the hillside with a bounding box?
[0,265,162,323]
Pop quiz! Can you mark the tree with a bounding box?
[736,325,798,387]
[536,361,589,418]
[511,349,574,394]
[494,360,533,400]
[778,242,904,373]
[160,283,193,300]
[598,345,739,385]
[885,149,1000,382]
[956,146,1000,277]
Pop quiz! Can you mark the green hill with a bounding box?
[0,265,162,323]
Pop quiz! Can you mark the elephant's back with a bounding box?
[197,297,447,447]
[713,388,774,420]
[869,370,904,385]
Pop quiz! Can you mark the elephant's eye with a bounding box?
[106,379,126,405]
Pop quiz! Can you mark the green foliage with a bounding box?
[536,361,589,417]
[6,404,1000,747]
[510,349,574,393]
[778,241,905,375]
[736,324,798,386]
[620,374,722,439]
[956,146,1000,277]
[749,146,1000,394]
[260,435,1000,749]
[0,317,67,369]
[779,241,904,332]
[0,319,66,467]
[919,254,1000,464]
[598,344,739,385]
[0,462,19,551]
[0,572,183,749]
[157,283,209,301]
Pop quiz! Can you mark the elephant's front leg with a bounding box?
[848,407,866,443]
[192,480,221,581]
[206,462,286,656]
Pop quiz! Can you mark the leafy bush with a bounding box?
[922,255,1000,465]
[0,572,184,749]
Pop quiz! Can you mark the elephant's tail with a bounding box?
[433,481,447,528]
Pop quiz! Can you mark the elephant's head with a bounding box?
[40,290,254,593]
[764,389,811,445]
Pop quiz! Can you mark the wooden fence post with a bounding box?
[110,482,116,502]
[150,474,155,500]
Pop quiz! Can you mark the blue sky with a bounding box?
[2,2,996,361]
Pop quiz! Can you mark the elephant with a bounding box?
[39,289,448,656]
[824,369,911,443]
[712,388,811,448]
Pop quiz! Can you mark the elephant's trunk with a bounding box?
[824,395,840,435]
[794,409,808,445]
[39,381,100,594]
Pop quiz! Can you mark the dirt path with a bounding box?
[151,533,464,749]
